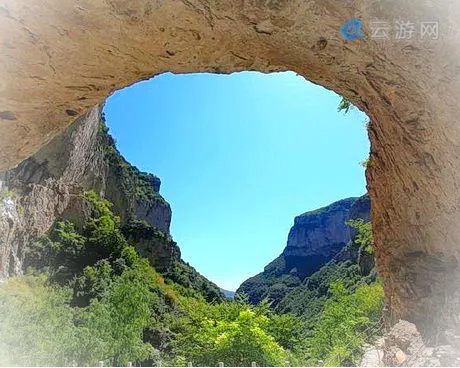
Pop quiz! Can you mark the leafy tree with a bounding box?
[25,221,86,279]
[4,189,384,368]
[0,257,168,366]
[265,312,306,351]
[171,306,290,367]
[347,219,373,254]
[168,297,306,367]
[73,259,114,305]
[76,257,158,366]
[0,275,80,366]
[307,282,384,366]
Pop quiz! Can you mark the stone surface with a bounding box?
[0,185,23,279]
[360,338,385,367]
[378,320,460,367]
[237,195,371,305]
[0,105,172,280]
[1,0,460,335]
[284,196,370,276]
[360,347,384,367]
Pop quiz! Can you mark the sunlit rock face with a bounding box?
[0,0,460,336]
[237,195,371,305]
[284,196,369,277]
[0,186,23,280]
[0,106,172,280]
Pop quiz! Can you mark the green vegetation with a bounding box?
[0,188,382,366]
[308,282,384,366]
[169,299,305,367]
[347,219,373,254]
[0,191,220,366]
[99,117,168,207]
[360,159,370,169]
[237,217,382,366]
[337,97,353,114]
[0,197,302,366]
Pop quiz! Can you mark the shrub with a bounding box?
[307,282,384,366]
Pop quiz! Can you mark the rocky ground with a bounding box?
[361,320,460,367]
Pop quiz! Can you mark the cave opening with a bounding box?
[1,1,459,364]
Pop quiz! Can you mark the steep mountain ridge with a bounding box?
[237,195,371,307]
[0,106,168,279]
[0,106,221,300]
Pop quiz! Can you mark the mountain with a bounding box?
[0,105,223,301]
[236,195,372,310]
[220,288,236,298]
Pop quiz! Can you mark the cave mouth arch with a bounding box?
[102,70,371,292]
[0,0,459,336]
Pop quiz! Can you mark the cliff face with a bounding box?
[0,105,172,280]
[237,195,371,306]
[284,197,368,278]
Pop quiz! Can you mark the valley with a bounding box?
[0,108,381,366]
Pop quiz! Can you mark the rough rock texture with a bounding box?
[360,320,460,367]
[360,338,385,367]
[237,195,371,305]
[284,196,370,277]
[1,0,460,335]
[0,185,24,279]
[0,105,172,280]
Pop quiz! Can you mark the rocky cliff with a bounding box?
[237,195,371,306]
[0,105,174,280]
[0,106,221,302]
[284,196,370,278]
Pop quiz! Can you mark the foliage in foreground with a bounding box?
[0,190,383,367]
[168,299,306,367]
[0,191,188,366]
[0,257,162,366]
[307,282,384,366]
[0,191,302,366]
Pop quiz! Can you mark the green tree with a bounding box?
[168,297,304,367]
[308,282,384,366]
[347,219,373,254]
[172,306,290,367]
[0,275,80,366]
[77,257,158,366]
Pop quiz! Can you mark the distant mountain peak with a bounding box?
[220,288,236,299]
[236,194,370,306]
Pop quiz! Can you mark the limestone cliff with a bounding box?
[0,105,172,280]
[284,196,370,278]
[237,195,371,306]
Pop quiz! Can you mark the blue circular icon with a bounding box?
[340,19,364,40]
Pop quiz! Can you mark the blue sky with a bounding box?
[104,71,369,291]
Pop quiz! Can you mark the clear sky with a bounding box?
[104,71,369,291]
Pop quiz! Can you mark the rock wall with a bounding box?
[1,0,460,336]
[360,320,460,367]
[0,105,172,280]
[0,184,24,279]
[284,196,370,277]
[237,194,371,305]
